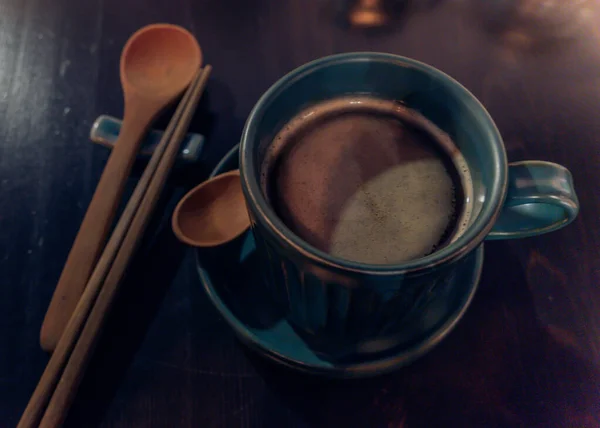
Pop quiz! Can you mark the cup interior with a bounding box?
[241,53,506,272]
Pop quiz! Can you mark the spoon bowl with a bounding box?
[121,23,203,100]
[172,170,251,247]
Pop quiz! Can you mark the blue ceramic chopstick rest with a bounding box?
[89,115,205,163]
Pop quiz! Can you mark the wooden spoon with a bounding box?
[40,23,202,352]
[172,170,251,247]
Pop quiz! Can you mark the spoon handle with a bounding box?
[39,110,153,352]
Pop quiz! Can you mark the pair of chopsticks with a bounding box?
[18,65,212,428]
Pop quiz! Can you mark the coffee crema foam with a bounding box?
[261,96,473,265]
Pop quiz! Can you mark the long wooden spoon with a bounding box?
[40,23,202,352]
[18,64,211,428]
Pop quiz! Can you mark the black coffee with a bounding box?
[261,96,473,264]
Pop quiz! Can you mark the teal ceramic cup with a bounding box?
[239,52,579,358]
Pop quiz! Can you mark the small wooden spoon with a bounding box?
[172,170,251,247]
[40,23,202,352]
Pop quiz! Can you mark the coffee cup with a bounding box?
[239,52,579,358]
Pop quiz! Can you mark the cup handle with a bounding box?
[486,161,579,240]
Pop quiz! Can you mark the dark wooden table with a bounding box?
[1,0,599,426]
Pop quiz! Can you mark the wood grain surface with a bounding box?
[1,0,599,427]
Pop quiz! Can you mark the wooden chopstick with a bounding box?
[18,65,212,428]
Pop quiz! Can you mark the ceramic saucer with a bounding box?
[196,145,483,378]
